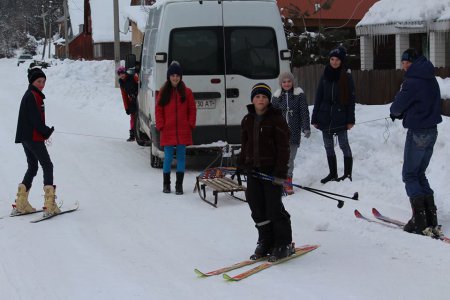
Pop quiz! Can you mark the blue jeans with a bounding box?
[402,127,437,198]
[163,145,186,173]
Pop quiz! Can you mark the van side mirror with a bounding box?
[280,50,291,60]
[155,52,167,63]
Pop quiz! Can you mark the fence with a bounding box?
[292,65,450,116]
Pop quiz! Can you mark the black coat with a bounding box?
[311,67,356,134]
[15,85,52,143]
[238,104,290,179]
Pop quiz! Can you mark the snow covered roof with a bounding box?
[122,5,150,32]
[358,0,450,26]
[356,0,450,35]
[68,0,132,43]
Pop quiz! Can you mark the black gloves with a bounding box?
[390,113,403,122]
[43,126,54,139]
[125,108,131,115]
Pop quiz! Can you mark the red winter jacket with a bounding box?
[155,85,196,146]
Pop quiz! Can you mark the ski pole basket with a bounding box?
[194,167,246,208]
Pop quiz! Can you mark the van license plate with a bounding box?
[196,99,216,109]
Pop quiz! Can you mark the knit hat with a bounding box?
[117,66,127,75]
[27,67,46,84]
[401,48,418,63]
[278,71,295,87]
[167,61,182,80]
[251,82,272,102]
[329,46,347,62]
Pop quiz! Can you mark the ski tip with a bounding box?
[372,208,381,217]
[194,269,207,277]
[223,273,238,281]
[354,209,362,218]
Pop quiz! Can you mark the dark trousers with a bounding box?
[22,141,53,190]
[322,130,352,157]
[245,175,292,246]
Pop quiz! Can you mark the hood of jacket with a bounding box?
[405,56,435,80]
[273,87,304,98]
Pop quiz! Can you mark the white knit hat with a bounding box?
[278,71,295,87]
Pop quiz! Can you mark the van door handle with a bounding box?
[226,88,239,98]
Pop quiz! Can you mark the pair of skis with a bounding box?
[195,244,319,281]
[355,208,450,244]
[3,201,79,223]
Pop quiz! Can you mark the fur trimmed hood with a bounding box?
[273,87,304,98]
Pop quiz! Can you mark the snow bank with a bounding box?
[437,76,450,99]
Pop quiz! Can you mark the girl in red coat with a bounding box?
[156,61,196,194]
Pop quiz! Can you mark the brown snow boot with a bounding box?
[43,185,61,217]
[13,183,35,214]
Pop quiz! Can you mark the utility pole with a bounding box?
[41,4,47,61]
[48,0,53,59]
[113,0,120,87]
[64,0,69,59]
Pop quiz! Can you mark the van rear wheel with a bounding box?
[150,143,163,168]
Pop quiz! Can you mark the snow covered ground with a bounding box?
[1,58,449,300]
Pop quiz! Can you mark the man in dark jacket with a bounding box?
[390,48,442,236]
[238,82,293,262]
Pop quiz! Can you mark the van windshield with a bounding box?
[169,27,224,75]
[225,27,279,79]
[169,27,279,79]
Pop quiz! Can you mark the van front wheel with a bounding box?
[150,144,163,168]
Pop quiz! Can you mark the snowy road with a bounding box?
[1,58,449,300]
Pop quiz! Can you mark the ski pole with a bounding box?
[293,184,359,201]
[253,172,345,209]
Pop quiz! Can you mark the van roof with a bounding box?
[153,0,276,7]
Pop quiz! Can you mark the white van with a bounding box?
[136,0,291,167]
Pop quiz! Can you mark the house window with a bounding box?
[409,33,428,57]
[94,44,102,58]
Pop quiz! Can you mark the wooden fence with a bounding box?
[293,65,450,116]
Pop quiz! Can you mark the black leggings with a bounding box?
[22,141,53,190]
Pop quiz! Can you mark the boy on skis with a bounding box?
[12,66,60,217]
[238,83,294,262]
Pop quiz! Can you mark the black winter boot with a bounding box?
[250,222,273,260]
[163,173,171,193]
[127,129,136,142]
[403,196,427,234]
[268,243,295,262]
[337,156,353,182]
[321,156,338,184]
[175,172,184,195]
[424,194,438,228]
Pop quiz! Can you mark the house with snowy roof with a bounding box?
[356,0,450,70]
[66,0,135,60]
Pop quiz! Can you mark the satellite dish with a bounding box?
[123,18,130,34]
